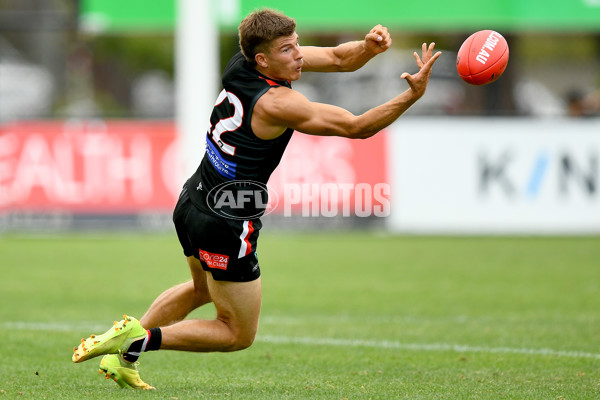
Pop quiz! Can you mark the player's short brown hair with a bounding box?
[238,9,296,66]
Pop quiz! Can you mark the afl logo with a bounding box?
[207,180,279,220]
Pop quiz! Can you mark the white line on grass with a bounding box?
[4,321,600,360]
[257,335,600,360]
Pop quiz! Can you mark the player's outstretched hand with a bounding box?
[401,42,442,99]
[364,25,392,55]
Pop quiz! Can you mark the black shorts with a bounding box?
[173,185,261,282]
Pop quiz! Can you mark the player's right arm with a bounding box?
[301,25,392,73]
[252,43,442,140]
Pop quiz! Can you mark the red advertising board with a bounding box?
[0,120,389,216]
[0,120,182,213]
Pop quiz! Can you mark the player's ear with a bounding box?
[255,52,268,68]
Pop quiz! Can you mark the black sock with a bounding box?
[146,328,162,351]
[122,328,162,362]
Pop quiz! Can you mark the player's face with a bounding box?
[262,32,304,81]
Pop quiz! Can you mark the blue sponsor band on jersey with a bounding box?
[206,138,237,179]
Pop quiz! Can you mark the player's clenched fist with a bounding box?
[364,25,392,55]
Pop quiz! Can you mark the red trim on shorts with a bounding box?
[243,220,254,256]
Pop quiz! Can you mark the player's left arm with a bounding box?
[301,25,391,72]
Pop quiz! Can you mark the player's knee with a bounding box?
[216,309,259,351]
[234,332,256,350]
[220,326,256,352]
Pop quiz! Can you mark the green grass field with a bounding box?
[1,231,598,399]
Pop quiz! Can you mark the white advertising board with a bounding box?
[387,118,600,234]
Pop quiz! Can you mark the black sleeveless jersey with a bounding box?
[187,51,294,219]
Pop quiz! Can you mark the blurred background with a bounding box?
[0,0,599,234]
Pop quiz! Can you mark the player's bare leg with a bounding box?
[158,256,262,352]
[140,257,212,329]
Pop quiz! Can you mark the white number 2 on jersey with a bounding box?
[208,89,243,156]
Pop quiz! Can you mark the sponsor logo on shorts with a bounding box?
[199,249,229,270]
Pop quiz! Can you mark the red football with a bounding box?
[456,30,509,85]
